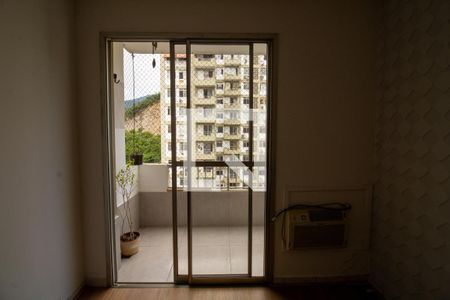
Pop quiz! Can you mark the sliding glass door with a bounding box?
[170,40,269,284]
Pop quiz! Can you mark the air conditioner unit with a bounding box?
[285,209,348,250]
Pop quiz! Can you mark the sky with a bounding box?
[123,49,161,101]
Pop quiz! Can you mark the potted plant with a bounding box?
[116,164,140,257]
[129,130,143,166]
[130,152,143,165]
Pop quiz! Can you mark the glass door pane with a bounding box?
[188,44,251,276]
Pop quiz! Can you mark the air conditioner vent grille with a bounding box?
[292,224,346,249]
[309,210,344,222]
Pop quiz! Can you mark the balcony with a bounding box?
[194,78,215,86]
[224,119,241,125]
[195,153,216,160]
[223,88,240,96]
[115,163,267,282]
[224,148,240,155]
[224,103,240,109]
[195,115,216,123]
[193,97,216,105]
[196,134,215,141]
[224,58,241,66]
[193,59,216,68]
[224,133,241,139]
[224,74,241,81]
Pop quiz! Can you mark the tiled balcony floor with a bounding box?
[118,226,264,283]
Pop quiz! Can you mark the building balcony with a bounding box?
[196,134,215,141]
[193,97,216,105]
[224,148,241,155]
[195,153,216,160]
[224,58,241,66]
[224,74,241,81]
[193,59,216,68]
[223,133,241,140]
[224,104,241,110]
[224,119,241,125]
[195,116,216,123]
[194,78,215,86]
[223,89,240,96]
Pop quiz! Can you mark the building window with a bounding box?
[216,155,223,161]
[216,140,223,147]
[203,124,213,136]
[203,107,214,117]
[204,142,213,154]
[179,71,184,79]
[230,126,239,135]
[243,141,249,148]
[243,97,250,105]
[216,83,224,90]
[229,111,239,120]
[230,140,238,150]
[217,126,223,133]
[260,83,266,92]
[225,67,238,76]
[197,88,213,99]
[216,98,223,104]
[216,169,224,175]
[243,127,249,134]
[230,97,237,105]
[179,89,186,97]
[197,54,214,61]
[216,112,224,119]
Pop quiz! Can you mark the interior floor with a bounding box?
[118,226,264,283]
[80,284,384,300]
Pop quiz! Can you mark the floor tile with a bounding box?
[230,245,249,274]
[118,226,264,282]
[192,226,229,246]
[192,245,230,275]
[118,246,173,282]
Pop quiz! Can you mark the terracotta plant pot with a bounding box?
[120,231,140,257]
[130,153,143,165]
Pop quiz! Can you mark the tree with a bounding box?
[125,93,160,120]
[125,130,161,163]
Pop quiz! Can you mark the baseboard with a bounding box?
[69,281,85,300]
[85,277,108,287]
[368,277,386,299]
[272,274,369,286]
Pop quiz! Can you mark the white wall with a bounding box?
[0,0,84,298]
[76,0,379,284]
[139,164,169,192]
[372,0,450,298]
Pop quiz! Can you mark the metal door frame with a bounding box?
[100,33,277,286]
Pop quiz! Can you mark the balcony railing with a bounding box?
[169,160,266,191]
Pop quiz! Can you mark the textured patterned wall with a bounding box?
[372,0,450,299]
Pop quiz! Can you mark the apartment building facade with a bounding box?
[160,52,268,190]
